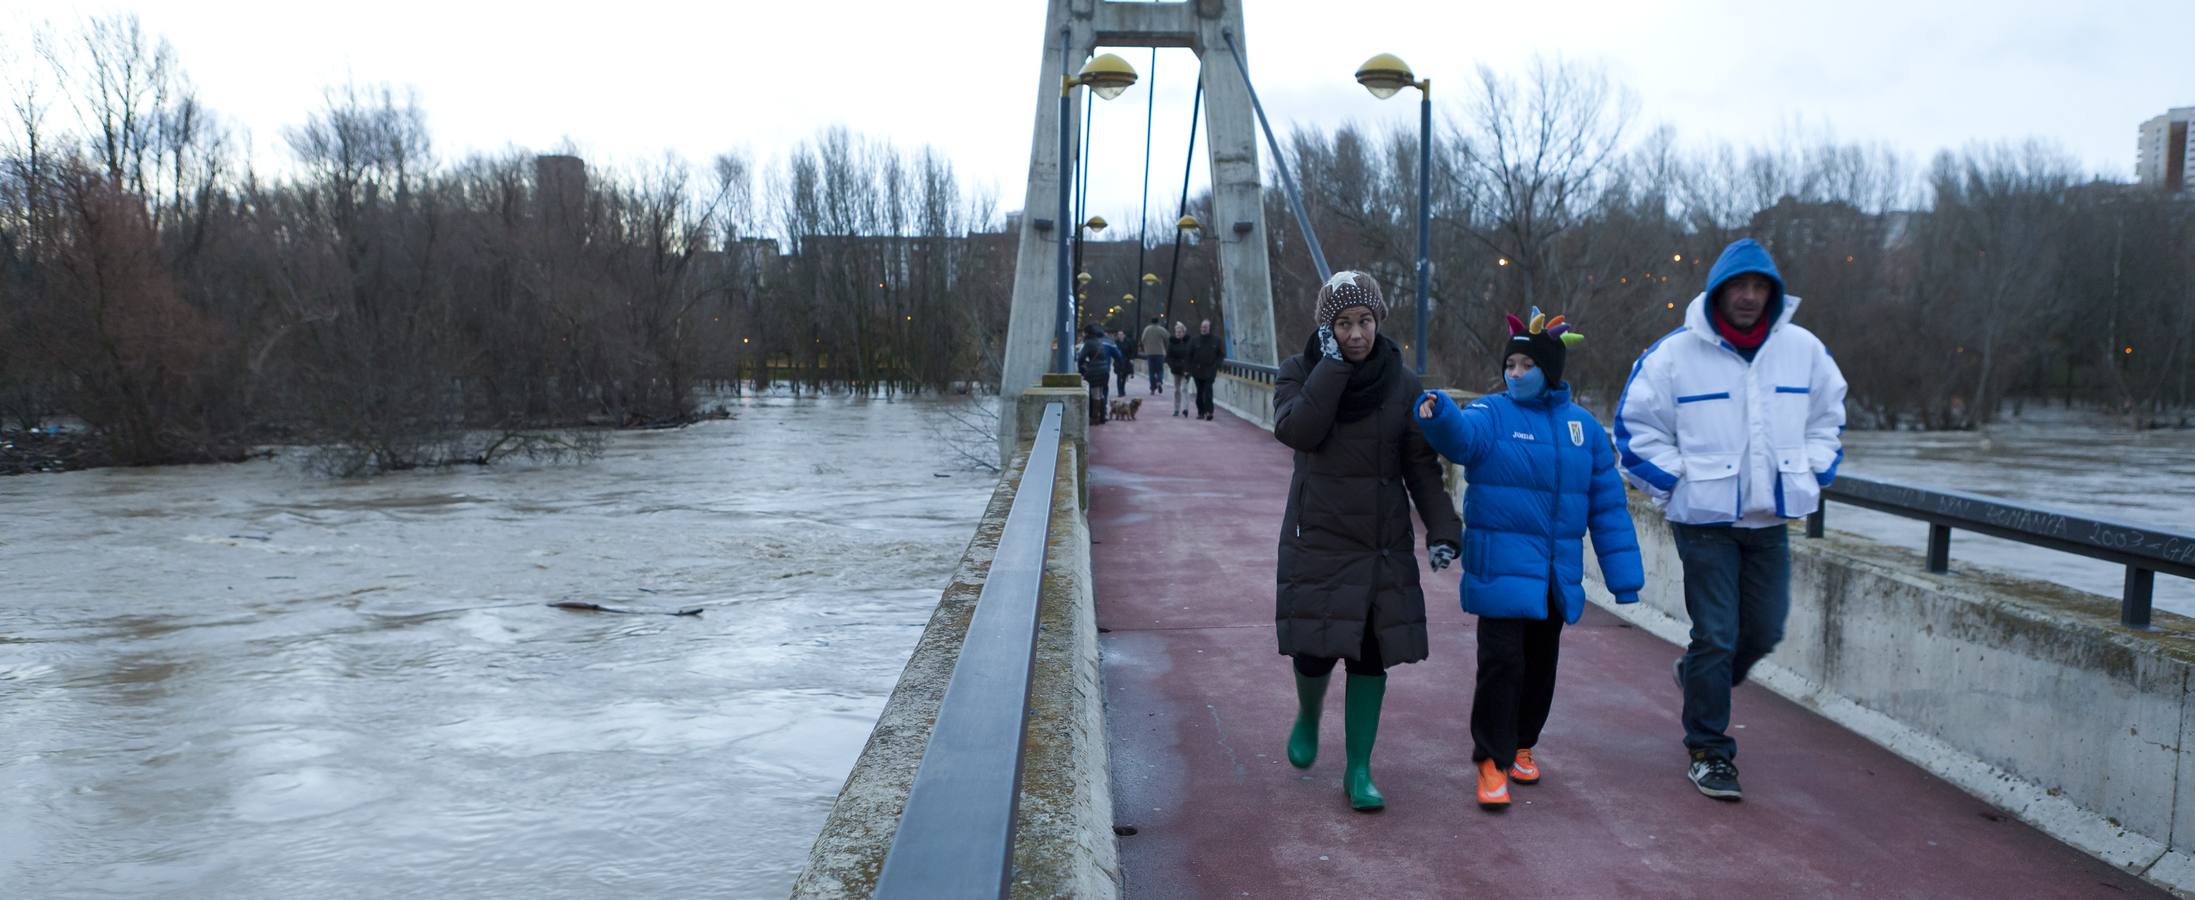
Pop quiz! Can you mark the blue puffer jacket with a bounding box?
[1416,386,1645,623]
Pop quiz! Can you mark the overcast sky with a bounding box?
[5,0,2191,232]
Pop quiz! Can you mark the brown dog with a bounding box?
[1122,398,1142,420]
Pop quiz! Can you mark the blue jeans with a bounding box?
[1673,522,1790,760]
[1146,354,1165,392]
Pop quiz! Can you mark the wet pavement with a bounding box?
[1086,400,2165,898]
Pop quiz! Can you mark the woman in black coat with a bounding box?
[1272,270,1461,811]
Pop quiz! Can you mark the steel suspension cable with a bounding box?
[1163,75,1203,324]
[1133,47,1157,328]
[1219,28,1330,281]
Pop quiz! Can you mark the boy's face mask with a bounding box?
[1506,367,1548,401]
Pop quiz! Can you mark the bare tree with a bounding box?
[1452,56,1635,313]
[1912,142,2077,428]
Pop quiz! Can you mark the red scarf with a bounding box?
[1712,308,1771,350]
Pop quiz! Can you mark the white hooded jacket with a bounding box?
[1614,290,1848,528]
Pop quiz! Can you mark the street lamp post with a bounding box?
[1055,40,1137,374]
[1356,53,1432,375]
[1073,215,1107,294]
[1163,214,1200,323]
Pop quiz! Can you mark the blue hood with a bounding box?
[1704,238,1785,322]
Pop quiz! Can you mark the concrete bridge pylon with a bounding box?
[998,0,1278,462]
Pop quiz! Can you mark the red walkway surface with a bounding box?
[1087,402,2162,899]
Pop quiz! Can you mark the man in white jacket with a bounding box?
[1614,237,1847,802]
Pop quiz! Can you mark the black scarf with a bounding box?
[1302,332,1399,423]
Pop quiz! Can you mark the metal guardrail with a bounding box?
[874,402,1065,897]
[1221,358,1277,383]
[1807,475,2195,630]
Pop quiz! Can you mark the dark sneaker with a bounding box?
[1672,657,1683,689]
[1688,752,1742,800]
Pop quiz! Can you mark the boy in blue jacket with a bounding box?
[1415,309,1646,809]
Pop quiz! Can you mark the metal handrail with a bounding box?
[874,402,1065,897]
[1807,475,2195,630]
[1221,358,1277,383]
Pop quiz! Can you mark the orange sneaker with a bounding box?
[1475,758,1511,809]
[1510,748,1541,784]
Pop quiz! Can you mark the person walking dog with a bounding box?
[1077,323,1127,425]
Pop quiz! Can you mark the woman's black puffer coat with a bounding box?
[1273,337,1461,665]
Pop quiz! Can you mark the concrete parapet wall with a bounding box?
[1021,381,1090,509]
[792,391,1118,898]
[1580,490,2195,896]
[1214,372,1276,429]
[1010,428,1118,896]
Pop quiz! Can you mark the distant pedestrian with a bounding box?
[1140,315,1170,395]
[1414,308,1644,810]
[1273,270,1461,812]
[1112,329,1134,398]
[1166,321,1192,417]
[1078,323,1126,425]
[1185,319,1224,421]
[1614,238,1848,801]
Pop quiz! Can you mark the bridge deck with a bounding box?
[1087,403,2161,899]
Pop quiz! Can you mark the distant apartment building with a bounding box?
[2135,107,2194,191]
[534,154,588,224]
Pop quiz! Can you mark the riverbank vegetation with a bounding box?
[0,16,1010,473]
[1258,59,2194,430]
[4,18,2187,479]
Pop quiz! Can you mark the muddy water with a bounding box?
[1836,423,2195,619]
[0,395,994,899]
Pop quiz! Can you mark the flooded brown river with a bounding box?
[0,395,994,899]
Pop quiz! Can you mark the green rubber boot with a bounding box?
[1287,670,1330,769]
[1343,673,1387,811]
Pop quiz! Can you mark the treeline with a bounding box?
[1257,58,2195,429]
[6,20,2187,481]
[0,16,1010,472]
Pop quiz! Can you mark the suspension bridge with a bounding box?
[791,1,2195,896]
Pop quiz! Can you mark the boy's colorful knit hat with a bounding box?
[1503,307,1584,386]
